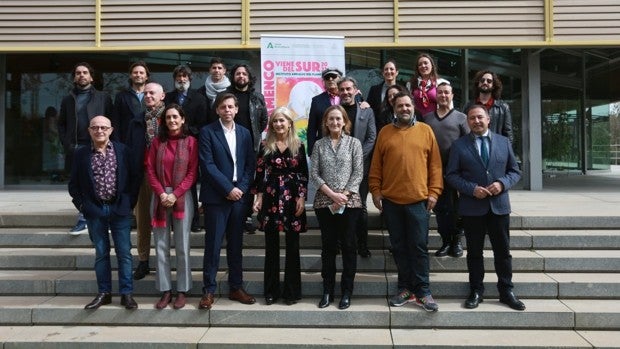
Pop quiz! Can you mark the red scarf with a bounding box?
[152,137,190,228]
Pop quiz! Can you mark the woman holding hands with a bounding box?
[253,107,308,306]
[310,105,363,310]
[145,103,198,310]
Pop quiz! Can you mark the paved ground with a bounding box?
[1,170,619,218]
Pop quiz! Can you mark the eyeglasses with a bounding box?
[89,126,111,131]
[479,78,493,84]
[323,74,339,80]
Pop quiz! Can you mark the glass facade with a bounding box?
[3,48,619,186]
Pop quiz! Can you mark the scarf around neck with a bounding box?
[204,75,231,106]
[144,103,165,147]
[151,136,191,227]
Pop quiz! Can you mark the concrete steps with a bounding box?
[1,210,619,348]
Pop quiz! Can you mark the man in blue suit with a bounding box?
[198,93,257,310]
[68,115,138,310]
[445,105,525,311]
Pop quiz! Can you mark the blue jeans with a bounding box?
[382,199,431,297]
[86,204,133,294]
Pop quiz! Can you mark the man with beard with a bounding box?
[338,77,376,258]
[222,64,268,234]
[369,92,442,312]
[127,82,166,280]
[463,70,513,143]
[198,57,230,123]
[111,61,150,144]
[58,62,113,235]
[164,65,208,232]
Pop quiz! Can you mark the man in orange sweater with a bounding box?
[369,92,443,312]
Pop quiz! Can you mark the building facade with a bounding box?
[2,0,620,189]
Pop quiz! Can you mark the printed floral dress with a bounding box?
[253,143,308,233]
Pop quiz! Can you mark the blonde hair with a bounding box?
[263,107,301,157]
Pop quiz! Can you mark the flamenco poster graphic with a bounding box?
[260,34,345,144]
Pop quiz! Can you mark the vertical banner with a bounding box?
[260,34,345,144]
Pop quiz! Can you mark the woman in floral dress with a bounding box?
[252,107,308,305]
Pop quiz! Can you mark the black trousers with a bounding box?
[263,229,301,301]
[355,176,369,250]
[462,212,514,296]
[315,207,361,295]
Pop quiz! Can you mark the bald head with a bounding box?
[88,115,113,148]
[144,82,165,110]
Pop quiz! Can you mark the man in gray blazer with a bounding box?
[338,77,376,258]
[445,105,524,311]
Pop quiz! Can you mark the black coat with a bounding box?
[164,89,208,137]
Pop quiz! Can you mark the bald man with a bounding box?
[127,82,167,280]
[69,116,138,309]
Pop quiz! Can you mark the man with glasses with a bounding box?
[307,67,343,155]
[68,115,138,310]
[463,70,513,143]
[58,62,113,235]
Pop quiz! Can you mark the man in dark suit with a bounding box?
[445,105,524,311]
[338,76,376,258]
[198,93,256,310]
[68,115,138,310]
[164,64,208,232]
[111,60,149,144]
[307,67,342,155]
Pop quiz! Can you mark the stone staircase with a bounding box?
[0,211,619,348]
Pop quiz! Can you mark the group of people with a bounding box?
[66,52,525,314]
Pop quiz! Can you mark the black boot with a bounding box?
[133,260,150,280]
[435,239,450,257]
[449,234,463,257]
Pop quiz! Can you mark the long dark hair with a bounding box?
[472,70,503,100]
[380,84,408,114]
[158,104,189,141]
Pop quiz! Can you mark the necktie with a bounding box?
[479,136,489,167]
[178,94,186,105]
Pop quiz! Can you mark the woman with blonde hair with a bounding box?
[310,105,363,310]
[252,107,308,305]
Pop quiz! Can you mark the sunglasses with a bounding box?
[479,78,493,84]
[323,74,339,80]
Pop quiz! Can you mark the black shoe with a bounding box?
[318,293,333,308]
[244,219,255,234]
[285,299,297,306]
[265,296,276,305]
[133,261,150,280]
[449,235,464,258]
[84,293,111,309]
[464,291,483,309]
[120,294,138,309]
[191,224,202,232]
[435,242,450,257]
[499,291,526,311]
[358,248,371,258]
[338,294,351,310]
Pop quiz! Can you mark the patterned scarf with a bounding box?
[145,103,164,147]
[151,137,191,227]
[417,78,434,109]
[204,75,231,106]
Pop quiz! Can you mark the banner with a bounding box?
[260,34,345,144]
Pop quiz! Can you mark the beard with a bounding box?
[175,80,190,92]
[479,85,492,93]
[234,79,249,90]
[396,112,414,126]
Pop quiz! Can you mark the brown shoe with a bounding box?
[229,288,256,304]
[155,291,172,309]
[173,292,187,309]
[199,293,214,310]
